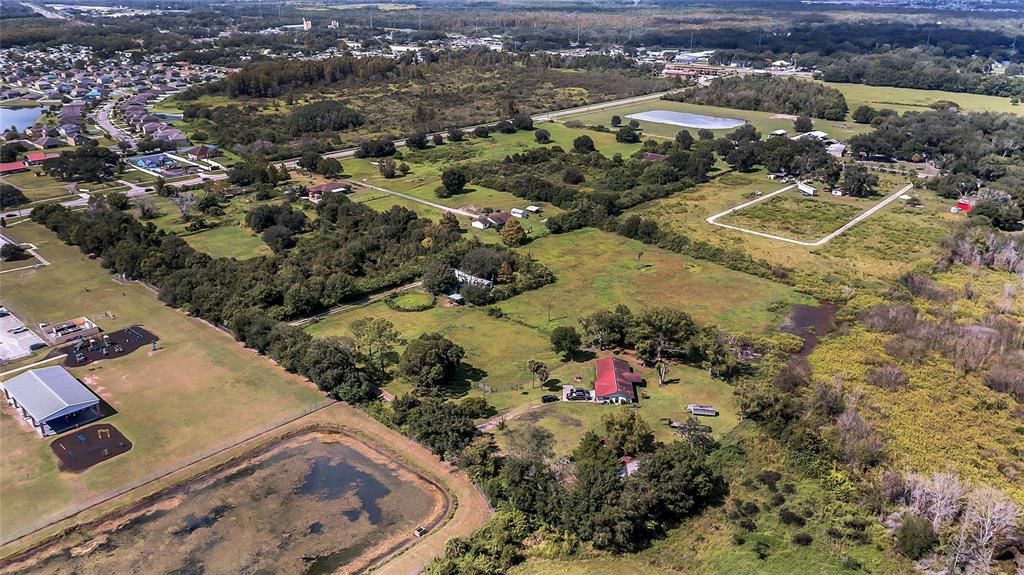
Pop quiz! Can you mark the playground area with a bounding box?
[56,326,158,367]
[50,423,132,472]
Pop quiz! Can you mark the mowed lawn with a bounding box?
[1,169,75,203]
[556,99,872,142]
[0,222,324,536]
[499,228,811,335]
[824,81,1023,116]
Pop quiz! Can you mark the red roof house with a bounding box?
[25,151,60,165]
[955,197,976,212]
[0,162,27,175]
[594,357,642,403]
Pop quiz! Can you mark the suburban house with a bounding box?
[593,356,642,404]
[33,136,64,149]
[471,211,512,230]
[0,162,28,175]
[827,143,847,158]
[24,151,60,165]
[184,145,222,161]
[2,366,102,436]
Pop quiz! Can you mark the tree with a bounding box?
[726,142,759,172]
[432,133,444,146]
[675,129,694,150]
[0,243,26,262]
[171,192,197,219]
[628,308,696,365]
[472,126,490,138]
[500,217,527,246]
[628,119,640,128]
[550,326,582,359]
[697,128,714,140]
[511,112,533,131]
[562,166,584,184]
[794,116,814,133]
[152,177,166,197]
[399,333,465,391]
[298,149,322,171]
[615,125,641,143]
[378,158,397,178]
[534,129,551,144]
[527,359,549,388]
[852,105,876,124]
[407,131,429,150]
[447,127,465,142]
[504,422,554,461]
[441,168,467,195]
[602,410,655,456]
[611,115,622,126]
[316,157,342,177]
[398,162,411,176]
[842,163,879,197]
[573,135,596,153]
[0,184,27,209]
[351,317,402,376]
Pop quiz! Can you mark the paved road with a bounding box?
[289,281,423,327]
[706,183,915,247]
[20,1,67,19]
[94,99,135,148]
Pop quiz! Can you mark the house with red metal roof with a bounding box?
[0,162,28,175]
[24,151,60,165]
[594,356,642,404]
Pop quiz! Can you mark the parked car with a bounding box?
[29,342,47,351]
[566,389,591,401]
[8,326,28,334]
[414,526,427,537]
[541,394,558,404]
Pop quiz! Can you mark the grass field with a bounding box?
[0,170,75,203]
[825,81,1023,116]
[718,191,869,242]
[511,557,674,575]
[498,228,812,335]
[0,222,323,536]
[557,99,872,142]
[630,170,955,292]
[144,195,272,260]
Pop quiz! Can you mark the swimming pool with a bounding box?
[625,110,746,130]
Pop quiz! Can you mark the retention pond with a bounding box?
[625,109,746,130]
[2,429,448,575]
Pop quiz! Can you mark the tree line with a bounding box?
[667,76,848,121]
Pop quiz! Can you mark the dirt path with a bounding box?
[288,281,423,327]
[475,398,553,432]
[353,181,477,218]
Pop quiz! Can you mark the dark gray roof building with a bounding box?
[2,366,101,436]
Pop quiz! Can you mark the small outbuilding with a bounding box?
[797,181,817,196]
[2,366,102,436]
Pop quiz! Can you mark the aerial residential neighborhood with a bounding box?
[0,1,1022,574]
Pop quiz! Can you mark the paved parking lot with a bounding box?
[0,311,47,362]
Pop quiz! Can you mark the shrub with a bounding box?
[866,364,909,391]
[894,513,936,559]
[778,508,806,527]
[792,533,813,546]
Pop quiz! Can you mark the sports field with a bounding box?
[0,222,323,539]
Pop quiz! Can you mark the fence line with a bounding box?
[1,399,335,548]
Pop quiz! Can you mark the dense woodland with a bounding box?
[668,76,849,121]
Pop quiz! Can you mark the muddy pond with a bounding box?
[5,430,447,575]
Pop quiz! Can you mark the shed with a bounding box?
[797,181,817,196]
[2,366,101,436]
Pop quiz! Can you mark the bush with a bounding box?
[562,166,585,185]
[866,364,909,391]
[472,126,490,138]
[894,513,936,559]
[535,129,551,144]
[792,533,813,546]
[778,508,806,527]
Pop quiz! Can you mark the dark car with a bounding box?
[541,394,558,404]
[566,389,591,401]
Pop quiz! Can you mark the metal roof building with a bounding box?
[2,366,101,436]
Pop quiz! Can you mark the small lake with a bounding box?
[626,109,745,130]
[6,431,446,575]
[0,107,45,132]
